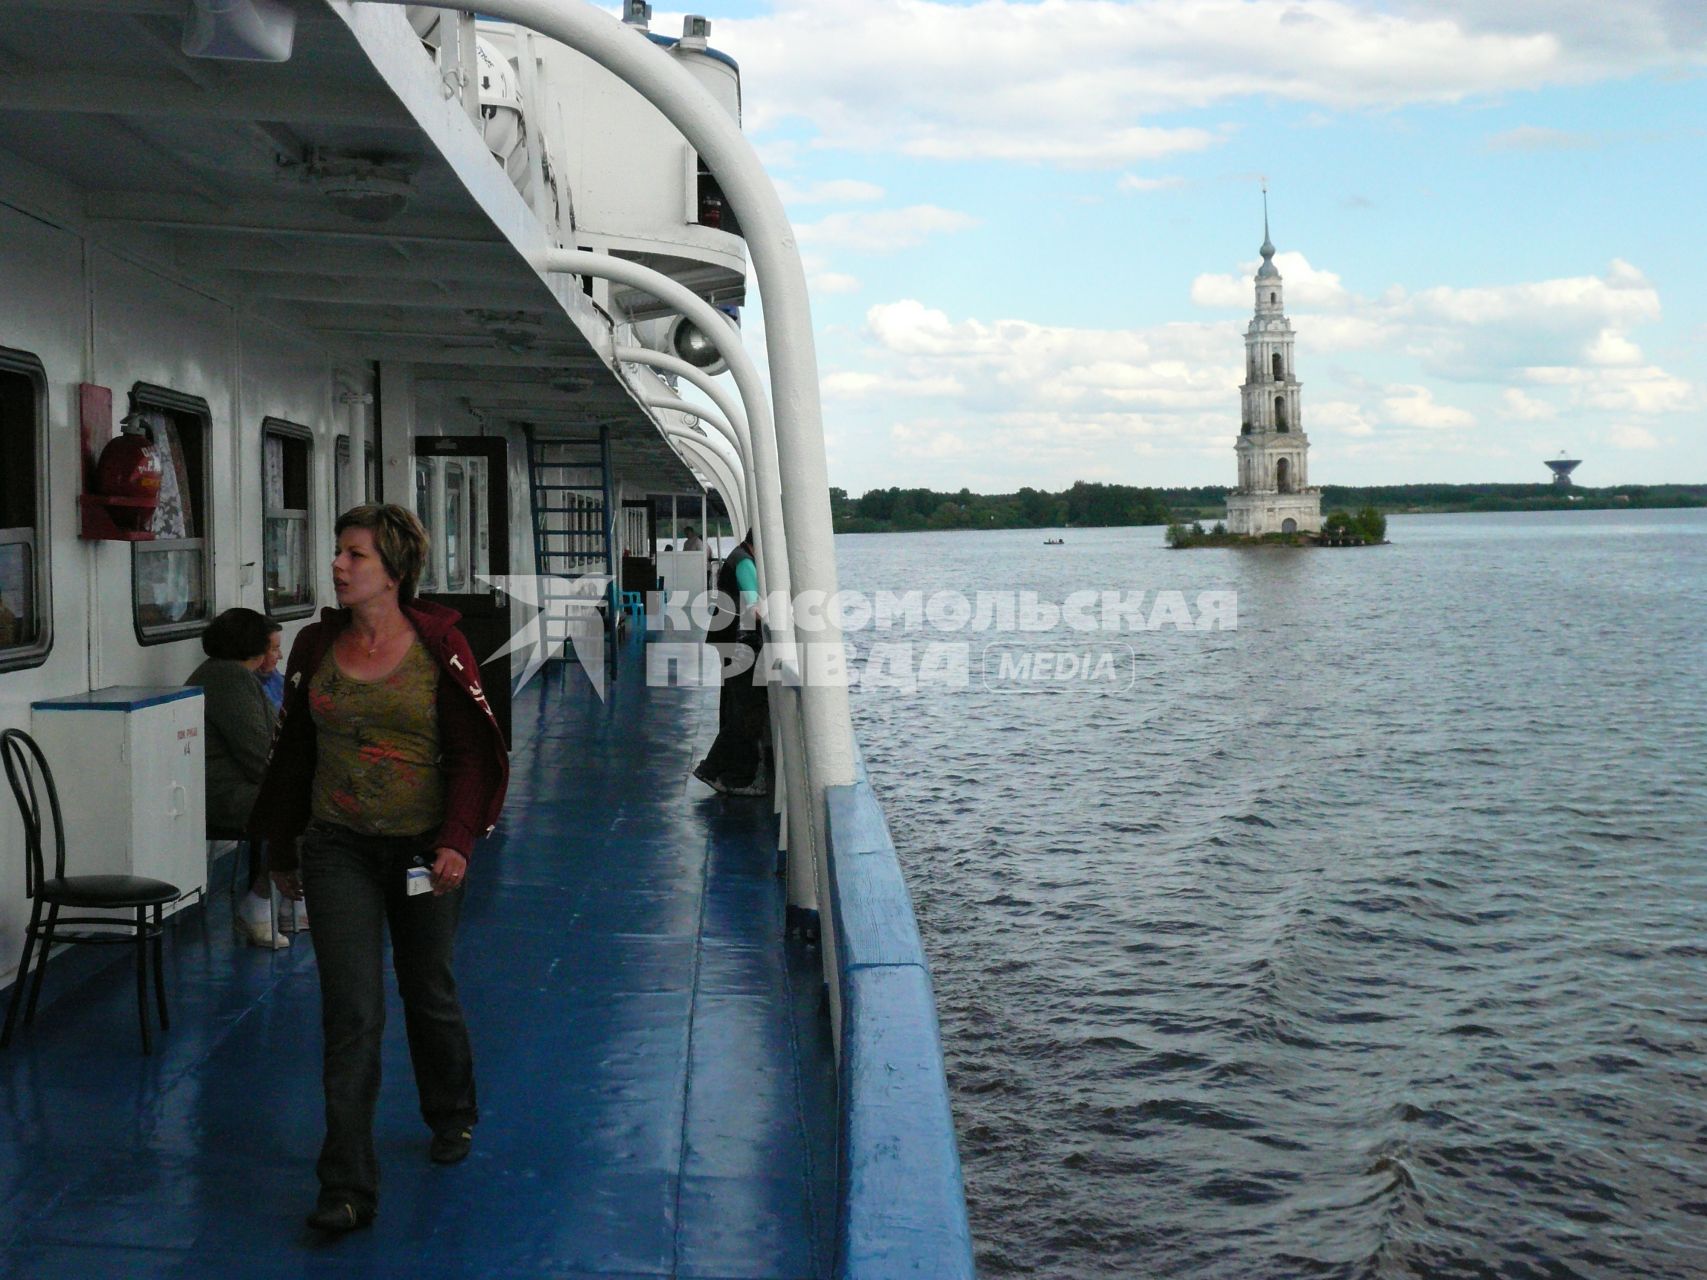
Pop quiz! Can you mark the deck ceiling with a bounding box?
[0,0,700,492]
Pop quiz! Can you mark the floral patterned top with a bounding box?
[308,640,444,837]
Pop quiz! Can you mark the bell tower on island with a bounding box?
[1225,193,1322,536]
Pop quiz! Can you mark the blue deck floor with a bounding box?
[0,640,837,1279]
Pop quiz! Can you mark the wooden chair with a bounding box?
[1,728,179,1054]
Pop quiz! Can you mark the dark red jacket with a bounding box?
[250,599,509,870]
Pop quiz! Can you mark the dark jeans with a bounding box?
[700,638,769,787]
[299,820,477,1213]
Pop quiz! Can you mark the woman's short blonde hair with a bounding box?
[335,504,431,603]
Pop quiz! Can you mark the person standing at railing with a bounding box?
[692,528,769,796]
[250,504,508,1236]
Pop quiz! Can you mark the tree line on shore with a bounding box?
[828,482,1707,534]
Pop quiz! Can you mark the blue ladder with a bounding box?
[526,426,620,676]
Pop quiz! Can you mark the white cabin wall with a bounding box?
[0,216,370,985]
[241,321,347,642]
[89,251,237,688]
[0,204,91,713]
[0,205,88,982]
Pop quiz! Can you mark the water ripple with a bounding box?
[840,511,1707,1279]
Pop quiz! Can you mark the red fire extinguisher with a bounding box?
[95,412,163,532]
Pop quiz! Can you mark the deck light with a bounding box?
[680,17,710,51]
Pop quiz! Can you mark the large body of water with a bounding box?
[835,509,1707,1279]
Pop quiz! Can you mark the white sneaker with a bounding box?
[276,891,309,933]
[234,915,290,950]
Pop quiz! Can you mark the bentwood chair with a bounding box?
[1,728,180,1054]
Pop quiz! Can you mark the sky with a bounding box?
[629,1,1707,494]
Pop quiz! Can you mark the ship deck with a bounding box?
[0,639,837,1279]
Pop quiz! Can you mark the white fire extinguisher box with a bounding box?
[30,686,208,920]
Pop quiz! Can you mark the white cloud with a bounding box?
[682,0,1707,168]
[811,271,863,295]
[1118,174,1188,192]
[1382,385,1476,430]
[795,204,978,252]
[1521,363,1692,413]
[862,301,1233,416]
[1485,124,1604,151]
[773,178,886,205]
[815,249,1697,488]
[1608,424,1661,450]
[1311,400,1377,436]
[1409,259,1660,329]
[823,369,963,398]
[1501,388,1556,420]
[1584,328,1642,365]
[1192,252,1353,310]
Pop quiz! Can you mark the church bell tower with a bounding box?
[1226,190,1322,536]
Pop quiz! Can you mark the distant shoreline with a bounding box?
[829,482,1707,535]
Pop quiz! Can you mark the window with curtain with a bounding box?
[131,385,212,643]
[0,348,50,671]
[263,419,314,617]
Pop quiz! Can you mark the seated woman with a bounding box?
[189,607,284,948]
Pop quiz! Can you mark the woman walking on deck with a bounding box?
[251,504,508,1235]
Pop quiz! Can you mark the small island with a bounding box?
[1167,506,1387,549]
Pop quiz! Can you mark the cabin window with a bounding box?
[413,458,437,592]
[413,452,492,596]
[263,420,314,618]
[444,461,465,591]
[0,349,50,672]
[334,434,375,516]
[130,384,212,644]
[695,162,742,237]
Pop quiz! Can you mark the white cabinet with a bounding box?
[30,686,207,918]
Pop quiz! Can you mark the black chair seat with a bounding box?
[40,875,180,909]
[3,727,179,1054]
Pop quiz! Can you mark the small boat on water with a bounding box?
[1044,537,1065,545]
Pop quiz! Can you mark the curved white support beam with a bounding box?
[616,346,750,463]
[541,249,821,912]
[640,393,749,519]
[655,418,747,538]
[665,435,747,542]
[540,251,785,604]
[617,345,758,541]
[356,0,844,935]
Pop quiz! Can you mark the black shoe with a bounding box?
[305,1201,374,1233]
[430,1126,473,1165]
[691,762,729,794]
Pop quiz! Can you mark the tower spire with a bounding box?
[1257,179,1278,278]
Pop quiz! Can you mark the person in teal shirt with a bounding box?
[692,531,768,795]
